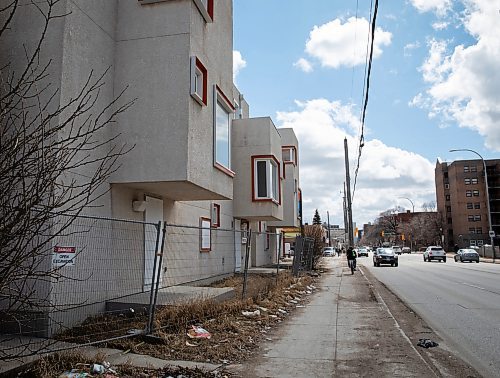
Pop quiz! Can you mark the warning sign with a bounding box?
[52,246,76,267]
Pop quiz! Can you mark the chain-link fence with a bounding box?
[0,214,285,361]
[292,236,315,276]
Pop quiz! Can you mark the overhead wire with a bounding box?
[352,0,379,202]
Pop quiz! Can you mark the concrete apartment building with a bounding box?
[435,159,500,250]
[2,0,301,334]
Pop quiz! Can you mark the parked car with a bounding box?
[401,247,411,254]
[323,247,335,257]
[392,246,402,255]
[357,247,369,257]
[373,247,398,267]
[454,248,480,263]
[423,246,446,262]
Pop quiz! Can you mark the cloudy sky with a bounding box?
[233,0,499,227]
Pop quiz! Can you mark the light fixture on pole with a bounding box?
[399,197,415,212]
[450,149,495,262]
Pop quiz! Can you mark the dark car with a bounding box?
[454,248,480,263]
[373,247,398,267]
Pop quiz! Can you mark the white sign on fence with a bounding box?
[489,230,495,238]
[52,246,76,267]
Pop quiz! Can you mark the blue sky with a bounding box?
[232,0,499,226]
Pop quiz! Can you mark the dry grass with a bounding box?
[17,272,317,377]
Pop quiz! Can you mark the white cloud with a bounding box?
[293,58,313,73]
[276,99,435,226]
[432,21,449,30]
[410,0,452,15]
[233,50,247,82]
[304,17,392,69]
[413,1,500,151]
[404,41,421,57]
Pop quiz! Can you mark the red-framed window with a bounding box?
[190,56,208,106]
[251,155,281,204]
[199,217,211,252]
[211,203,220,227]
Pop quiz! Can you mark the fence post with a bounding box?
[276,233,282,285]
[242,230,252,300]
[292,236,303,277]
[146,221,163,335]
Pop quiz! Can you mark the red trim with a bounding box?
[200,217,211,252]
[214,162,235,177]
[212,203,221,227]
[195,57,208,105]
[251,154,282,205]
[216,85,235,111]
[207,0,214,19]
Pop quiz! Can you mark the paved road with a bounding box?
[359,252,500,378]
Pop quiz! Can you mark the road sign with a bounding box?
[489,230,495,238]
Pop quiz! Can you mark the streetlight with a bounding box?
[450,149,495,262]
[399,197,415,212]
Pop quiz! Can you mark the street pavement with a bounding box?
[227,257,442,377]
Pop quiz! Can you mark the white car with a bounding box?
[423,246,446,262]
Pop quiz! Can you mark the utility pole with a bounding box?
[327,211,331,247]
[343,186,348,248]
[344,138,354,247]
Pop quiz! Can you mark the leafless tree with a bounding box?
[0,0,134,360]
[304,225,324,269]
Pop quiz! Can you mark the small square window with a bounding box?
[474,215,481,221]
[446,194,451,201]
[471,178,478,184]
[473,190,479,196]
[211,203,220,227]
[466,190,472,197]
[467,203,473,209]
[446,206,451,212]
[468,215,474,222]
[470,166,477,172]
[469,227,476,234]
[464,178,471,185]
[474,203,480,209]
[476,227,482,234]
[464,166,470,172]
[282,146,297,164]
[190,57,208,106]
[477,239,484,246]
[470,239,477,246]
[444,183,450,189]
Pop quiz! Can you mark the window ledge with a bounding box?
[214,162,235,178]
[193,0,213,23]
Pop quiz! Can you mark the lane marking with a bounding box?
[461,283,486,291]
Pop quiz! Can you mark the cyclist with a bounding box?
[346,247,357,274]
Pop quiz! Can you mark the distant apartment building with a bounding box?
[435,159,500,250]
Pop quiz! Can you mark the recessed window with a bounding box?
[476,227,482,234]
[446,194,451,201]
[464,166,470,173]
[200,217,211,252]
[282,146,297,164]
[214,86,234,174]
[467,202,473,209]
[477,239,484,246]
[470,166,477,172]
[466,190,472,197]
[446,206,451,212]
[469,227,476,234]
[470,239,477,246]
[473,190,480,196]
[474,202,480,209]
[253,156,280,203]
[444,183,450,189]
[468,215,474,222]
[190,57,207,106]
[465,178,471,185]
[474,215,481,221]
[471,178,478,185]
[211,203,220,227]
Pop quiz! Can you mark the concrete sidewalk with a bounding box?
[226,257,436,377]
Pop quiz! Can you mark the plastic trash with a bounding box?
[187,325,211,339]
[59,371,89,378]
[91,364,106,374]
[417,338,439,348]
[242,309,261,317]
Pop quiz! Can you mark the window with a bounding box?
[466,190,472,197]
[193,0,214,22]
[444,183,450,189]
[474,203,480,209]
[282,146,297,164]
[471,178,478,184]
[470,239,477,246]
[446,206,451,212]
[190,57,208,106]
[476,227,482,234]
[464,178,471,185]
[447,217,453,224]
[477,239,484,246]
[446,194,451,201]
[199,217,211,252]
[474,215,481,221]
[469,227,476,234]
[471,166,477,172]
[464,166,469,172]
[211,203,220,227]
[468,215,474,222]
[253,156,280,202]
[213,86,235,174]
[467,203,473,209]
[473,190,479,196]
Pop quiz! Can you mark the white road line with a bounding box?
[461,282,486,291]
